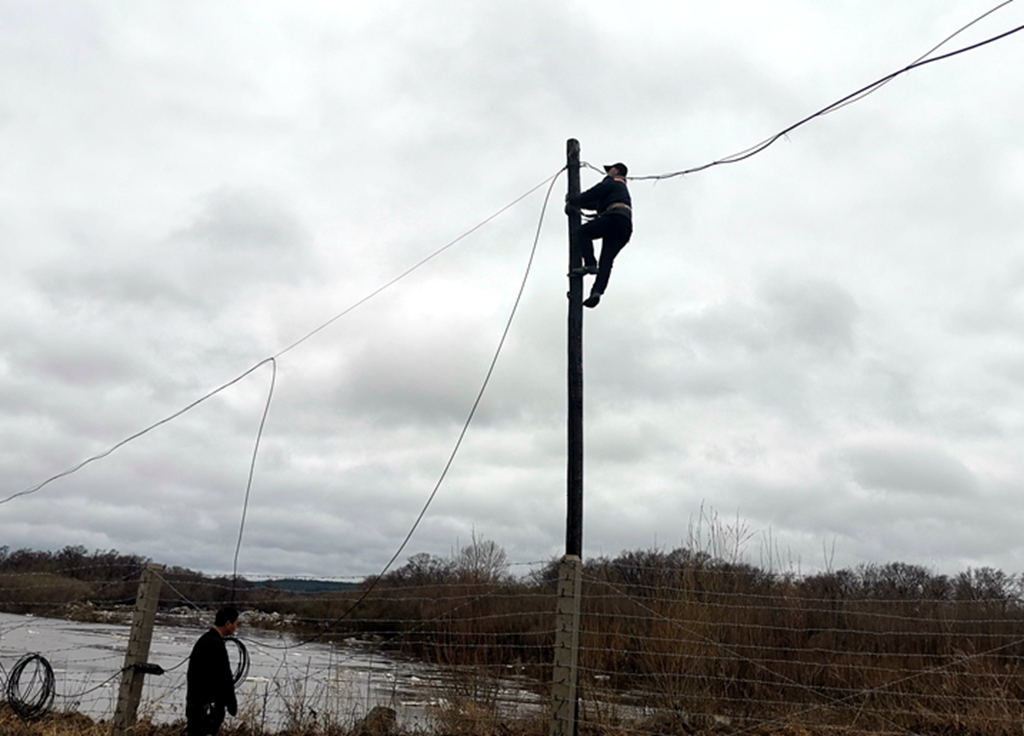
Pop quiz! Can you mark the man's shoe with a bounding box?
[583,293,602,308]
[569,264,599,276]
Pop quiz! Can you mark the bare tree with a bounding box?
[456,531,509,583]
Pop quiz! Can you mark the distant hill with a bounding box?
[256,578,359,594]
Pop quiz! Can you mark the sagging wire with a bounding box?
[629,10,1024,182]
[0,169,564,508]
[152,568,203,612]
[273,169,565,360]
[0,171,542,702]
[161,655,191,674]
[0,357,275,507]
[232,357,277,602]
[183,169,561,661]
[58,666,132,713]
[261,167,566,649]
[823,0,1017,117]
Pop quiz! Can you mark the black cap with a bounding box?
[604,162,628,177]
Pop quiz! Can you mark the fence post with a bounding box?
[549,554,582,736]
[112,563,164,736]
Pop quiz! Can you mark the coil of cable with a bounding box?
[224,636,250,686]
[5,653,55,721]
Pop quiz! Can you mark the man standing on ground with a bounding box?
[186,606,239,735]
[566,162,633,308]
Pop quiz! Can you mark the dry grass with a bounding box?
[0,702,548,736]
[0,574,93,614]
[8,537,1024,735]
[0,706,109,736]
[321,541,1024,736]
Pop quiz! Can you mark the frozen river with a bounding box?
[0,611,484,729]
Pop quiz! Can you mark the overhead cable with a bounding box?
[823,0,1016,117]
[630,14,1024,181]
[0,357,275,507]
[232,357,277,600]
[273,169,564,359]
[270,168,565,648]
[0,170,562,507]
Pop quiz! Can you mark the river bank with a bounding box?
[0,612,455,731]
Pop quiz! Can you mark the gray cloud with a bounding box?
[2,1,1024,579]
[677,275,858,357]
[832,443,979,498]
[758,275,858,353]
[31,187,312,315]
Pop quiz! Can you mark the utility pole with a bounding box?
[566,138,584,558]
[112,563,164,736]
[550,138,584,736]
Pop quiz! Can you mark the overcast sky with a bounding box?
[2,0,1024,579]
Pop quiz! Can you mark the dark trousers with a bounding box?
[579,213,632,295]
[186,703,225,736]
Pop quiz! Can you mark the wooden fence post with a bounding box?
[112,563,164,736]
[549,554,582,736]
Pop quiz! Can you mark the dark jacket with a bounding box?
[569,175,631,219]
[186,628,237,715]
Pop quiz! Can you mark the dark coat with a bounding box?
[186,628,238,715]
[569,175,632,218]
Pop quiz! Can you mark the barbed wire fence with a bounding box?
[3,558,1024,735]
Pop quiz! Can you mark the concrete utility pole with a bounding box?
[550,138,584,736]
[112,563,164,736]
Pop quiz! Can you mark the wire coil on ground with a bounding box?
[5,653,55,721]
[225,637,250,686]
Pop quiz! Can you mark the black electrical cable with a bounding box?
[59,666,130,704]
[823,0,1016,117]
[5,653,55,721]
[162,654,190,673]
[225,636,250,686]
[631,17,1024,181]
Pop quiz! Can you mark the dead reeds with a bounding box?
[6,538,1024,735]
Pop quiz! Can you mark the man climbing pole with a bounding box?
[566,162,632,308]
